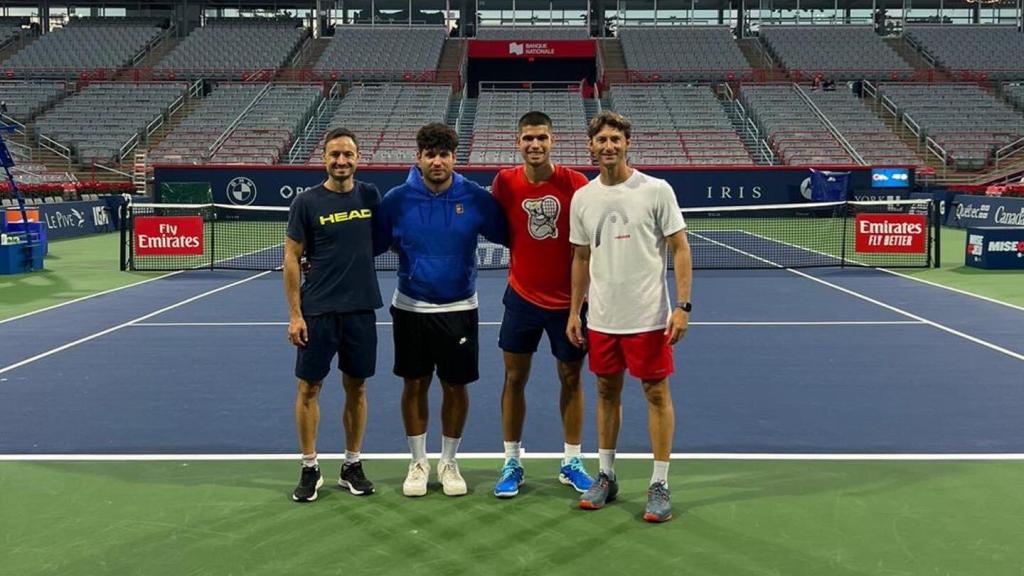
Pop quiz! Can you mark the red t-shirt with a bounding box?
[491,165,590,310]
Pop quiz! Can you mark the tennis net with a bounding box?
[120,199,937,272]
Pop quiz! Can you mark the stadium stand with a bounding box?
[0,81,65,123]
[904,25,1024,81]
[469,90,590,165]
[150,84,264,164]
[0,22,22,49]
[609,84,752,165]
[34,82,187,164]
[155,19,307,80]
[1004,83,1024,111]
[1,23,162,78]
[759,26,913,81]
[876,83,1024,170]
[618,26,751,82]
[314,26,446,82]
[805,89,921,166]
[307,83,450,165]
[475,26,590,39]
[211,84,322,164]
[741,85,856,165]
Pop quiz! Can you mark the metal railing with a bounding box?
[92,161,133,178]
[119,133,140,162]
[994,136,1024,168]
[39,133,72,166]
[286,95,330,164]
[207,82,272,158]
[924,135,950,175]
[792,82,866,165]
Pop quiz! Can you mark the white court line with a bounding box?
[3,452,1024,462]
[128,320,927,327]
[689,232,1024,362]
[0,271,272,376]
[0,270,182,326]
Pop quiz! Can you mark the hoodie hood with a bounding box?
[405,165,466,198]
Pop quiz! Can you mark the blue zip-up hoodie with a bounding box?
[374,166,508,305]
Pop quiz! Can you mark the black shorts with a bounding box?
[295,311,377,382]
[498,285,587,363]
[390,306,479,385]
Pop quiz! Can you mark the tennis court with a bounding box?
[2,208,1023,575]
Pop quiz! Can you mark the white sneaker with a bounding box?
[403,459,430,497]
[438,459,467,496]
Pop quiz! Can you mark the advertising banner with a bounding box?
[468,40,596,59]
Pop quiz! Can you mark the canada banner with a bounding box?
[467,40,596,59]
[854,213,927,253]
[134,216,204,256]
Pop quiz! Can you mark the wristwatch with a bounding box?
[675,302,692,313]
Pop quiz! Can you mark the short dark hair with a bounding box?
[517,111,552,132]
[323,127,359,152]
[587,111,631,140]
[416,122,458,153]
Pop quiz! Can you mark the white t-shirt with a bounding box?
[569,170,686,334]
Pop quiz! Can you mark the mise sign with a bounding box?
[854,213,927,253]
[134,216,204,256]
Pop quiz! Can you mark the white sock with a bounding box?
[441,436,461,463]
[407,433,427,462]
[504,441,521,462]
[345,450,360,464]
[563,443,581,464]
[598,449,616,480]
[651,460,670,487]
[301,453,318,468]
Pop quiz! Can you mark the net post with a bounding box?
[209,205,216,270]
[840,202,849,268]
[119,201,128,271]
[932,198,941,268]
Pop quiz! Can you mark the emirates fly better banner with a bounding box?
[134,216,204,256]
[854,213,927,253]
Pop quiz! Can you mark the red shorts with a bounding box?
[587,329,674,381]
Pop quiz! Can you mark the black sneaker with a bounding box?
[338,461,375,495]
[292,465,323,502]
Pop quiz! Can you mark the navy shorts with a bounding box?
[498,286,587,363]
[295,311,377,382]
[391,306,479,385]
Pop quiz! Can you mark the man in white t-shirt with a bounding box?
[566,111,693,523]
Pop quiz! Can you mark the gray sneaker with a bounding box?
[578,472,618,510]
[643,481,673,523]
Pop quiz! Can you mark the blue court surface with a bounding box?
[1,267,1021,456]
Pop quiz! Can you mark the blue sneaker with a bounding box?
[558,456,594,493]
[494,458,525,498]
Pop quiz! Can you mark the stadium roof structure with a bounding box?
[2,0,1017,14]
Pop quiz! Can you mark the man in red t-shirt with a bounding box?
[491,111,594,498]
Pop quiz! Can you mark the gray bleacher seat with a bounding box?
[306,83,450,165]
[1,24,162,78]
[470,90,590,165]
[741,85,855,165]
[877,82,1024,170]
[315,27,446,82]
[905,25,1024,81]
[0,81,65,122]
[608,84,753,166]
[759,25,913,81]
[619,26,751,82]
[34,82,187,164]
[805,89,921,166]
[155,20,307,80]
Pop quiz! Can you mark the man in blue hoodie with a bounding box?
[375,123,508,497]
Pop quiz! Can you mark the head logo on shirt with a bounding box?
[455,203,464,214]
[594,204,630,248]
[522,195,560,240]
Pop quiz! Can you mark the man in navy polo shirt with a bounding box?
[284,127,382,502]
